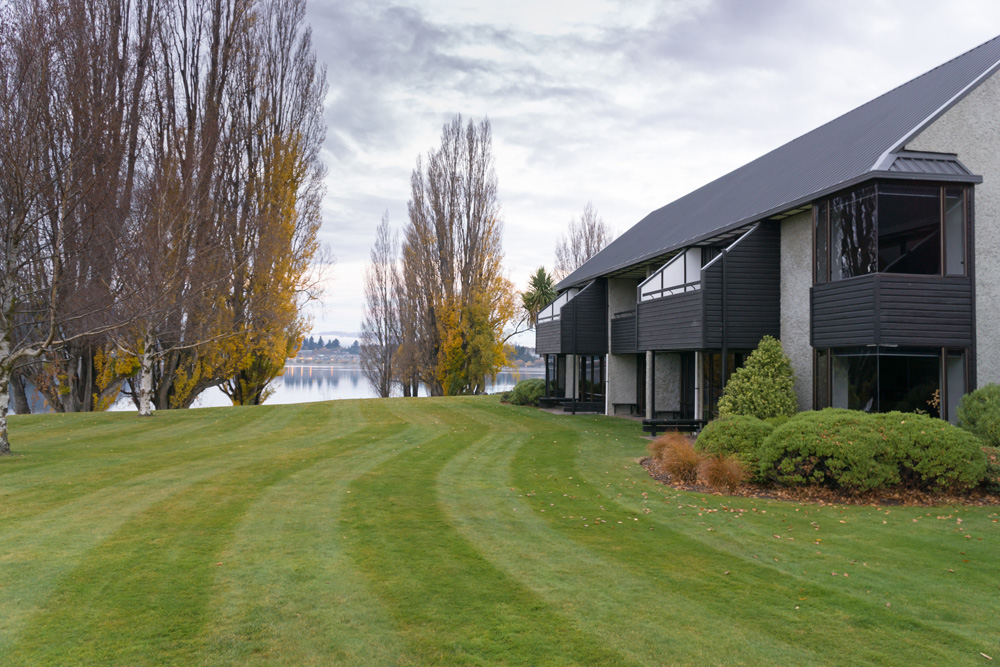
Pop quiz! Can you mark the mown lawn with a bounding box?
[1,396,998,666]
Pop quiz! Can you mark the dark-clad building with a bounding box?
[537,34,1000,424]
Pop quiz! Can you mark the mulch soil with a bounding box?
[640,457,1000,507]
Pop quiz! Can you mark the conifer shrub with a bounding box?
[758,409,896,491]
[764,415,790,428]
[874,412,987,492]
[758,409,988,493]
[505,378,546,406]
[982,446,1000,493]
[957,383,1000,448]
[717,335,797,420]
[700,454,746,494]
[696,415,773,482]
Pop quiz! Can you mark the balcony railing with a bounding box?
[638,248,703,301]
[537,288,579,324]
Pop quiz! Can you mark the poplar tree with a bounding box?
[360,213,400,398]
[401,116,518,395]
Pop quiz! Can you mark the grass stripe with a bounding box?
[342,399,629,665]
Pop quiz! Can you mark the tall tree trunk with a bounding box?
[138,333,155,417]
[10,372,30,415]
[0,337,12,455]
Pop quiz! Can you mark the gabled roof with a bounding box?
[558,34,1000,289]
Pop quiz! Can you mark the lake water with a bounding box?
[10,366,545,414]
[184,365,546,408]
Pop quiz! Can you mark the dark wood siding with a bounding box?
[535,320,561,355]
[703,222,780,348]
[561,279,607,354]
[811,277,876,347]
[725,222,781,347]
[703,262,723,348]
[880,275,973,346]
[610,313,637,354]
[637,291,703,350]
[811,274,972,347]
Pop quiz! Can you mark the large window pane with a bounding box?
[946,351,966,424]
[815,202,828,284]
[832,347,877,411]
[945,188,966,276]
[830,347,953,418]
[877,185,940,274]
[878,348,940,417]
[831,186,877,280]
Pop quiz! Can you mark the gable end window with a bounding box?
[813,183,968,283]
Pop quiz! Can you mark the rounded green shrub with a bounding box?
[957,383,1000,448]
[505,378,546,406]
[758,409,988,493]
[717,335,797,420]
[873,412,986,492]
[758,409,899,492]
[696,415,774,482]
[982,446,1000,493]
[764,415,790,429]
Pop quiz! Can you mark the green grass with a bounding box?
[1,397,998,665]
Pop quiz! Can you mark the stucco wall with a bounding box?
[606,278,639,414]
[608,354,637,414]
[780,210,813,411]
[907,69,1000,387]
[653,352,680,413]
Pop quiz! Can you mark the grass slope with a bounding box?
[1,397,998,665]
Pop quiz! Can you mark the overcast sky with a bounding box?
[302,0,1000,340]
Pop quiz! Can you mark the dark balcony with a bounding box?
[636,222,781,351]
[812,274,973,348]
[534,279,608,356]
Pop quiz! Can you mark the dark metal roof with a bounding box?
[887,151,974,176]
[558,34,1000,289]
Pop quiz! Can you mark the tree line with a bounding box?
[0,0,328,453]
[359,116,614,399]
[360,116,520,397]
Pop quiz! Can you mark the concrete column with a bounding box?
[566,354,577,399]
[645,351,654,419]
[694,351,703,420]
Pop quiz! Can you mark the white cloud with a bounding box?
[306,0,1000,333]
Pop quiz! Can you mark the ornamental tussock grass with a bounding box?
[700,453,746,494]
[650,433,702,484]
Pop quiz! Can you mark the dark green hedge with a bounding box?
[503,378,546,406]
[757,409,987,493]
[696,415,773,482]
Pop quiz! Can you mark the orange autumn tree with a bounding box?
[436,278,518,395]
[217,132,322,406]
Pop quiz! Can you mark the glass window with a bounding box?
[701,351,748,419]
[823,347,959,418]
[945,188,966,276]
[815,183,969,282]
[877,348,940,417]
[815,202,828,284]
[830,185,877,280]
[945,351,966,424]
[831,347,877,411]
[878,185,940,275]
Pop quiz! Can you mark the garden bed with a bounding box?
[640,456,1000,507]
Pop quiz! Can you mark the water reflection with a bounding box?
[187,366,545,408]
